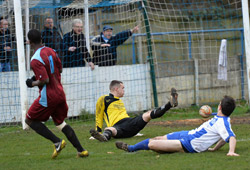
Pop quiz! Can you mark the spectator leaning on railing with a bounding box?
[91,25,139,66]
[62,19,94,70]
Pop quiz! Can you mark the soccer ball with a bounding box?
[199,105,212,118]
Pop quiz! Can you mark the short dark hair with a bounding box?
[28,29,42,44]
[109,80,123,90]
[221,95,236,116]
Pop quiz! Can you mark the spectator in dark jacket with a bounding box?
[0,19,12,72]
[91,25,139,66]
[62,19,94,69]
[41,17,62,53]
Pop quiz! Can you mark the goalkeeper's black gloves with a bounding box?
[26,75,36,88]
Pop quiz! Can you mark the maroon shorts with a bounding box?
[26,98,68,125]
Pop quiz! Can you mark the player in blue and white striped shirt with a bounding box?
[116,96,239,156]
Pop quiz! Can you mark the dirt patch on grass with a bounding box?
[150,115,250,126]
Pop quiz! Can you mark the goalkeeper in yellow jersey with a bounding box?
[90,80,178,142]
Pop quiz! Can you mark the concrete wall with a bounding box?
[155,56,246,107]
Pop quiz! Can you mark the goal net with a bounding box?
[0,0,247,127]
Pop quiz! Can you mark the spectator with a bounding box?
[0,19,12,72]
[41,17,62,53]
[91,25,139,66]
[62,19,94,69]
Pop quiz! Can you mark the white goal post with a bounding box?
[14,0,28,129]
[241,0,250,104]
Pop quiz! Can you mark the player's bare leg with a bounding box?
[104,127,117,136]
[148,139,184,153]
[151,135,168,140]
[116,138,184,153]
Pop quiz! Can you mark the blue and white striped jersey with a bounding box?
[184,115,235,152]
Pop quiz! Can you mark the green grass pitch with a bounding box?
[0,105,250,170]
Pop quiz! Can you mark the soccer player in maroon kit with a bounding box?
[25,29,88,158]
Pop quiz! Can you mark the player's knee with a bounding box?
[151,136,160,140]
[154,136,167,140]
[148,141,155,150]
[142,110,151,122]
[56,121,67,131]
[104,127,113,132]
[104,127,116,136]
[25,118,32,126]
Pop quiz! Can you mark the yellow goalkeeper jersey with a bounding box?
[95,93,129,132]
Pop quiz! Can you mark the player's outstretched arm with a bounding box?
[208,139,226,152]
[227,136,239,156]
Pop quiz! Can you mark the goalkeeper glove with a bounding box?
[26,76,35,88]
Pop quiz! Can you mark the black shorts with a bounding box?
[113,115,147,138]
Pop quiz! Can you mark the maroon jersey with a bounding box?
[30,46,65,107]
